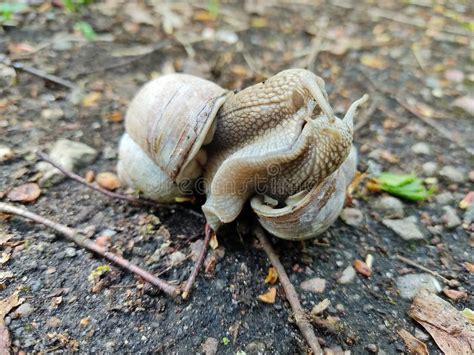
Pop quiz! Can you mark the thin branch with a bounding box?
[0,202,180,298]
[181,223,212,300]
[254,226,322,354]
[0,57,78,90]
[394,254,458,286]
[36,151,204,219]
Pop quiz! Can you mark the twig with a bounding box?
[181,224,212,300]
[36,151,204,219]
[253,226,322,354]
[0,57,77,90]
[0,202,180,298]
[394,254,457,286]
[303,17,328,72]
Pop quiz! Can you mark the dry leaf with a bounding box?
[0,253,11,265]
[461,309,474,323]
[408,289,474,354]
[264,267,278,284]
[360,54,388,70]
[311,298,331,316]
[353,259,372,277]
[106,111,123,123]
[95,172,121,191]
[82,92,102,107]
[459,192,474,209]
[463,262,474,273]
[398,328,429,355]
[0,291,24,354]
[443,288,467,301]
[347,171,367,195]
[79,317,90,327]
[258,287,276,304]
[0,235,12,247]
[7,183,41,202]
[209,233,219,250]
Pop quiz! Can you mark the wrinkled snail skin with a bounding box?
[202,70,365,231]
[117,73,228,201]
[117,69,368,240]
[250,147,358,240]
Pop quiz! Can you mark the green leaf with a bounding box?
[222,336,230,346]
[74,21,97,41]
[377,172,434,201]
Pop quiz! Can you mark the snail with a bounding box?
[117,69,368,240]
[117,73,228,202]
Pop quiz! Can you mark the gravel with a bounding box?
[395,273,442,299]
[382,217,424,241]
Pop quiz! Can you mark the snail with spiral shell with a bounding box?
[117,69,368,240]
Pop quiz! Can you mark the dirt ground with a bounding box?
[1,1,473,354]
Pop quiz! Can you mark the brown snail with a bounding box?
[117,69,368,240]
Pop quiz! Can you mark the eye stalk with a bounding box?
[342,94,369,132]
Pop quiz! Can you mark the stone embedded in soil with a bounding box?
[64,247,77,258]
[0,145,14,162]
[36,139,98,185]
[340,208,364,227]
[441,206,461,228]
[435,191,454,205]
[396,273,442,299]
[411,142,431,155]
[422,161,438,176]
[374,196,404,218]
[46,316,61,328]
[14,303,34,318]
[0,63,16,87]
[201,337,218,355]
[338,265,356,284]
[41,107,64,121]
[439,165,465,183]
[382,217,424,241]
[169,251,186,267]
[300,277,326,293]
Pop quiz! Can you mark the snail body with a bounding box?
[117,69,368,240]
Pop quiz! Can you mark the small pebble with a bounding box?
[441,206,461,228]
[169,251,186,267]
[444,69,464,83]
[300,277,326,293]
[396,273,442,299]
[414,328,430,342]
[201,337,218,355]
[65,247,77,258]
[338,266,356,284]
[0,146,14,162]
[14,303,34,318]
[46,316,61,328]
[422,161,438,176]
[411,142,431,155]
[469,170,474,182]
[374,196,404,218]
[366,344,378,353]
[435,191,454,205]
[340,208,364,227]
[41,107,64,121]
[383,217,424,241]
[439,165,465,183]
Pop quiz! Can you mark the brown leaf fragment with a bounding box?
[0,291,24,354]
[7,183,41,202]
[408,289,474,355]
[463,262,474,273]
[265,267,278,284]
[258,287,277,304]
[95,172,121,191]
[353,259,372,277]
[0,252,11,265]
[398,328,429,355]
[443,288,468,301]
